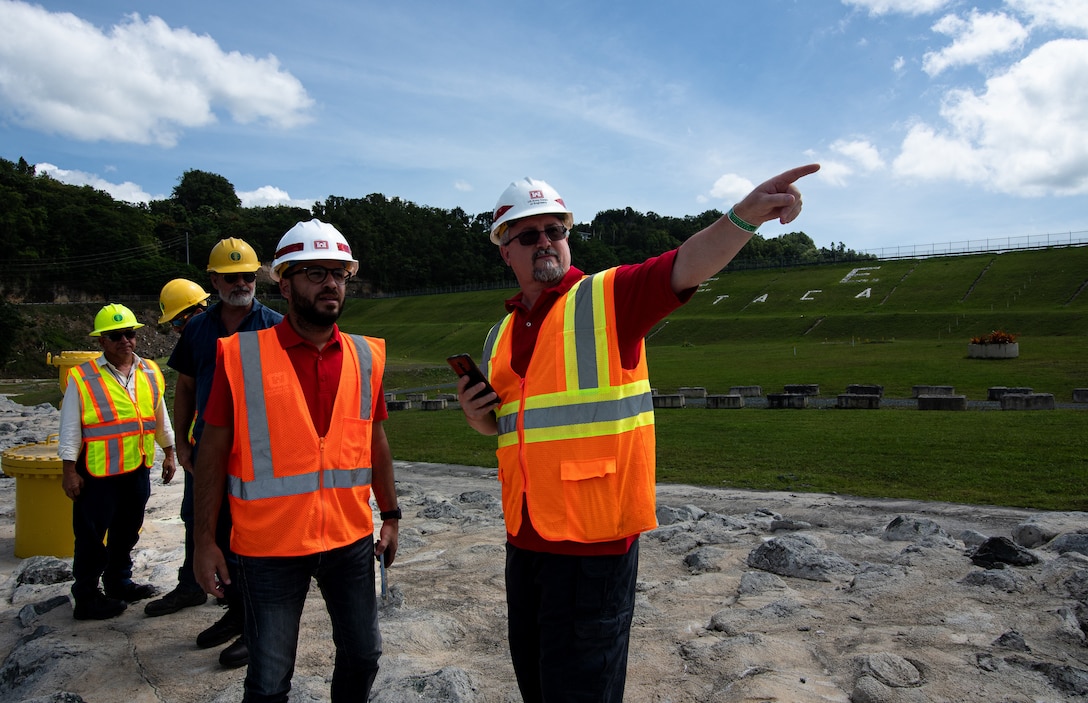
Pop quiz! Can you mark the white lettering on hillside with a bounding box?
[713,295,730,305]
[801,290,821,301]
[753,294,768,303]
[841,266,881,284]
[856,288,872,299]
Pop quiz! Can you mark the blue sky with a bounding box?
[1,0,1086,255]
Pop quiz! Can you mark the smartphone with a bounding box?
[446,353,501,405]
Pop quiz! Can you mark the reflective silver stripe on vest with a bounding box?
[521,393,653,431]
[81,364,117,422]
[138,361,163,410]
[83,420,154,438]
[229,331,373,501]
[572,275,601,390]
[346,334,373,420]
[481,318,505,373]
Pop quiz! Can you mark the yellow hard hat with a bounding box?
[91,303,144,337]
[158,278,211,324]
[207,238,260,273]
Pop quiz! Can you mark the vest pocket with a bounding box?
[560,457,616,482]
[561,457,620,540]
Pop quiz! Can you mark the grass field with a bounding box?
[354,247,1088,512]
[10,247,1087,511]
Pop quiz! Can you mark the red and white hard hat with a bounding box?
[270,219,359,282]
[490,177,573,245]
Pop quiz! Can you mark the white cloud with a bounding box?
[1007,0,1088,33]
[237,186,314,209]
[842,0,951,17]
[831,139,886,172]
[35,162,160,203]
[923,10,1028,76]
[895,38,1088,196]
[892,56,906,73]
[708,174,754,205]
[0,2,313,146]
[814,160,855,188]
[454,180,473,192]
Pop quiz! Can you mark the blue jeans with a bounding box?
[237,535,381,703]
[505,539,639,703]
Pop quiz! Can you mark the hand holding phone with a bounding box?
[446,354,500,406]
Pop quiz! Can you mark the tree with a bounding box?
[171,170,241,214]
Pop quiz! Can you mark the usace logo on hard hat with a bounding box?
[529,190,544,200]
[314,240,329,250]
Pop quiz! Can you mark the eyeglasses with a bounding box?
[170,306,205,328]
[503,225,569,247]
[106,329,137,342]
[286,265,352,285]
[221,272,257,284]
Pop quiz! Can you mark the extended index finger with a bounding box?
[776,163,821,186]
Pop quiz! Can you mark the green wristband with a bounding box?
[728,207,759,233]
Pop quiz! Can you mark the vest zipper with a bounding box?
[319,436,328,552]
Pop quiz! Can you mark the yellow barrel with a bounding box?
[47,351,102,394]
[1,436,73,558]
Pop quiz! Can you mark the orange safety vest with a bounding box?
[482,268,658,543]
[220,328,386,557]
[69,358,163,477]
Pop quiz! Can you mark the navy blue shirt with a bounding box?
[168,298,283,446]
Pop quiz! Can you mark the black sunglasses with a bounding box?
[106,329,137,342]
[503,225,569,247]
[222,272,257,284]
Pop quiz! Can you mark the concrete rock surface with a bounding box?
[1,396,1087,702]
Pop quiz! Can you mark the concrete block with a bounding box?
[420,399,448,411]
[846,384,883,397]
[706,394,744,409]
[387,400,412,411]
[405,392,428,402]
[912,385,955,398]
[652,394,685,409]
[767,393,808,409]
[1000,393,1056,411]
[1072,388,1088,403]
[729,385,763,397]
[678,387,707,398]
[837,394,881,409]
[783,384,819,396]
[988,386,1032,401]
[917,395,967,410]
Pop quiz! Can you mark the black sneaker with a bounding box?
[105,582,158,603]
[73,591,127,621]
[144,585,208,616]
[219,637,249,668]
[197,608,243,649]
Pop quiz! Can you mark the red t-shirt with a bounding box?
[503,250,694,555]
[203,319,389,434]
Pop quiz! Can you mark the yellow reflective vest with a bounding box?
[220,329,385,557]
[69,358,164,477]
[483,268,658,543]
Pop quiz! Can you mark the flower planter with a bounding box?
[967,342,1019,359]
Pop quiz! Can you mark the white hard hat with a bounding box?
[270,219,359,282]
[490,177,574,245]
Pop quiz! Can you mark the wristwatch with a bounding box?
[379,507,402,521]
